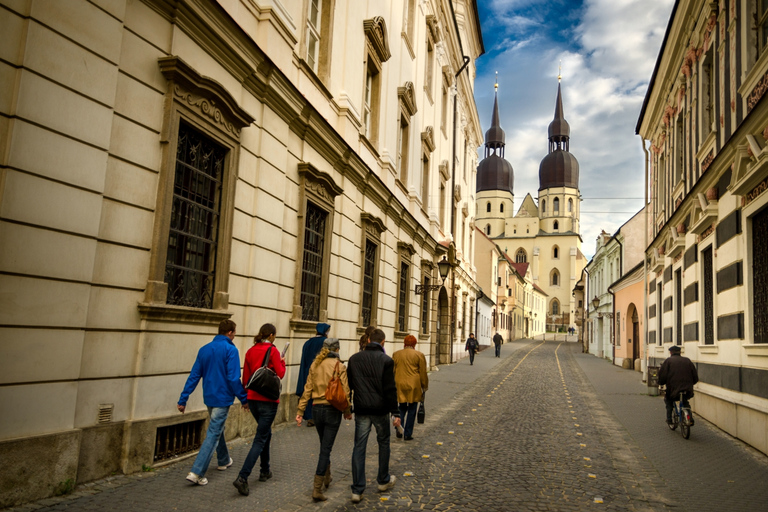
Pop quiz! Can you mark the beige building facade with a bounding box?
[0,0,484,505]
[638,0,768,456]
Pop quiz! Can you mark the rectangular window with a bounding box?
[702,245,714,344]
[421,154,430,209]
[165,122,226,309]
[397,116,409,183]
[759,0,768,55]
[441,82,448,134]
[300,202,327,321]
[421,276,430,334]
[361,239,377,327]
[657,282,663,345]
[306,0,322,72]
[363,69,373,137]
[425,41,434,96]
[675,268,682,345]
[752,207,768,343]
[398,261,410,331]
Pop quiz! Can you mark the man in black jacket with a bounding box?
[493,332,503,358]
[658,345,699,425]
[347,329,401,503]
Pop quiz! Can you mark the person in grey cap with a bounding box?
[658,345,698,426]
[296,337,352,502]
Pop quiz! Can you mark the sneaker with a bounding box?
[233,476,249,496]
[351,493,362,503]
[377,475,396,492]
[186,472,208,486]
[258,470,273,482]
[217,457,233,471]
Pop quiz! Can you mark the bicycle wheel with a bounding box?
[667,416,677,430]
[681,420,690,439]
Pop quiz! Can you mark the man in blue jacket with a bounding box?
[178,319,248,486]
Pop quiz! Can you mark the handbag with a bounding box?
[417,392,426,424]
[325,359,349,411]
[246,345,282,400]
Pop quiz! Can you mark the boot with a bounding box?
[312,474,327,502]
[323,462,332,489]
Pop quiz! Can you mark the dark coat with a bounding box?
[465,337,479,352]
[658,354,699,399]
[493,333,503,346]
[347,342,399,417]
[296,332,327,396]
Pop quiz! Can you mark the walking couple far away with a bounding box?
[177,320,428,504]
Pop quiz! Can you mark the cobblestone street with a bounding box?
[11,340,768,512]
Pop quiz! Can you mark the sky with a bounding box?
[472,0,675,260]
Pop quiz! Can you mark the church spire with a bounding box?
[484,74,505,157]
[548,81,570,152]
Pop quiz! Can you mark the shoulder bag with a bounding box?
[417,391,426,424]
[246,345,282,400]
[325,359,349,411]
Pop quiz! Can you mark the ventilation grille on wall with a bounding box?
[154,419,205,462]
[98,404,114,424]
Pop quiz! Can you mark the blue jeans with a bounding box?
[398,402,418,438]
[494,344,501,357]
[190,406,230,477]
[351,414,391,495]
[238,401,278,480]
[312,404,342,476]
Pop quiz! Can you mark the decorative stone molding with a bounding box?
[398,81,418,117]
[700,150,715,173]
[361,212,387,238]
[398,241,416,257]
[747,70,768,114]
[426,14,441,42]
[364,17,391,67]
[298,163,344,205]
[421,126,435,152]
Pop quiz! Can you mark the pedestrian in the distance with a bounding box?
[347,329,400,503]
[492,331,503,358]
[465,333,479,365]
[233,323,286,497]
[296,323,331,426]
[177,319,248,486]
[296,338,352,501]
[392,335,428,441]
[359,325,375,352]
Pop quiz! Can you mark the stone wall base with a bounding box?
[695,391,768,456]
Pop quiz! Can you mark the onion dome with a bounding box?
[477,87,514,194]
[539,82,579,190]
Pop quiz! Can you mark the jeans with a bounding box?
[664,393,691,421]
[238,400,278,480]
[398,402,418,438]
[312,404,342,475]
[351,414,391,495]
[468,350,475,364]
[494,344,501,357]
[190,406,230,477]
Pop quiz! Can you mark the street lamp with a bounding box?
[415,256,452,294]
[592,296,600,309]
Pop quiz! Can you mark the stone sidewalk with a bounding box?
[7,340,768,512]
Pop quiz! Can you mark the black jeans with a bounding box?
[468,350,475,364]
[664,393,690,421]
[398,402,418,438]
[312,404,342,476]
[494,344,501,357]
[238,401,278,480]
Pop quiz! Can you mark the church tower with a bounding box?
[538,81,581,235]
[476,81,514,238]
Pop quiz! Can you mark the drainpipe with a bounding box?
[640,135,650,381]
[583,267,591,353]
[612,237,623,366]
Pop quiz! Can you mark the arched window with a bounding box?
[486,202,491,212]
[485,224,491,235]
[568,198,573,212]
[551,299,560,315]
[500,203,504,213]
[553,220,559,231]
[541,199,546,213]
[551,269,560,286]
[553,197,560,213]
[515,248,527,263]
[553,245,559,259]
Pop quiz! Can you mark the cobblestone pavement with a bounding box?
[8,340,768,512]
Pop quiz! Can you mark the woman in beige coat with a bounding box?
[392,334,429,440]
[296,338,352,501]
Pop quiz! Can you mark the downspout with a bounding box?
[640,136,650,381]
[583,267,591,353]
[476,288,483,343]
[612,237,623,366]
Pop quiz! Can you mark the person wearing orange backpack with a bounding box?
[296,338,352,501]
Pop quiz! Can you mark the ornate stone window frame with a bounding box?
[402,0,416,59]
[139,56,253,325]
[420,126,435,213]
[358,213,387,332]
[396,82,418,191]
[395,241,416,337]
[362,17,391,150]
[291,163,343,332]
[299,0,336,93]
[420,260,436,335]
[424,15,441,103]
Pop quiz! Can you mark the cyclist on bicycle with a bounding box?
[658,345,699,426]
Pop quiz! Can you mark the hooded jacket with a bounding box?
[295,323,331,396]
[347,342,399,417]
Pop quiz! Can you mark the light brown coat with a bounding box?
[392,347,429,403]
[297,355,352,414]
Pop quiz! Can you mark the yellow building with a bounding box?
[475,82,586,331]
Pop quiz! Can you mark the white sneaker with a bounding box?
[377,475,396,492]
[217,457,233,470]
[351,493,362,503]
[186,472,208,485]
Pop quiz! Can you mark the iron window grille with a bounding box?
[753,208,768,343]
[702,246,714,344]
[362,239,377,327]
[398,262,409,331]
[154,419,205,462]
[165,122,225,309]
[301,202,327,321]
[421,277,430,334]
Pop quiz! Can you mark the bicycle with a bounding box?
[667,391,693,439]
